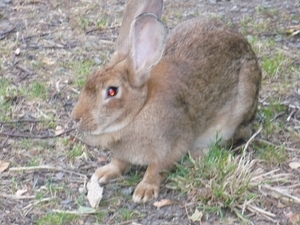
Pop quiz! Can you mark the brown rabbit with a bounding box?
[72,0,261,203]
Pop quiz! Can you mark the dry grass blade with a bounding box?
[0,193,35,200]
[9,165,88,179]
[261,185,300,204]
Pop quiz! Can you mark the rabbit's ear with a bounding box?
[129,13,166,87]
[114,0,163,62]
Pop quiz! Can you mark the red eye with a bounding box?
[107,87,118,97]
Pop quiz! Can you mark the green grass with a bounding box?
[96,16,108,30]
[167,145,257,222]
[28,157,40,166]
[67,143,84,160]
[29,82,47,99]
[257,99,286,137]
[15,138,33,149]
[261,52,286,79]
[115,208,143,222]
[0,78,14,120]
[68,59,95,88]
[36,213,78,225]
[256,143,288,165]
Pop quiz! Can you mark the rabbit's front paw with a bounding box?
[94,159,129,184]
[132,180,160,203]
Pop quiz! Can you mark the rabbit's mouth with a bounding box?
[79,129,121,148]
[86,121,127,136]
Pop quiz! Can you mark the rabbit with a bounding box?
[71,0,261,203]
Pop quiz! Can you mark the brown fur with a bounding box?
[71,1,261,203]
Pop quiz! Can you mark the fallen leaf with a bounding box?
[42,57,55,65]
[153,199,174,209]
[286,25,300,36]
[55,126,64,135]
[86,174,103,208]
[286,212,300,224]
[15,189,27,196]
[77,206,97,214]
[289,162,300,169]
[15,48,20,55]
[0,161,10,173]
[189,208,203,222]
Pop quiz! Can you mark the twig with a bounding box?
[247,204,276,218]
[22,197,54,210]
[250,168,280,182]
[16,65,33,75]
[0,25,17,40]
[99,39,114,45]
[85,25,119,35]
[287,109,296,121]
[242,125,263,156]
[0,128,75,139]
[262,184,300,204]
[0,193,35,200]
[0,119,50,124]
[52,209,97,215]
[288,104,300,110]
[270,111,285,122]
[23,32,51,40]
[24,44,77,49]
[9,165,87,179]
[256,138,300,151]
[1,127,17,148]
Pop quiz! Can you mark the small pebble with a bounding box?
[120,187,134,196]
[230,6,239,12]
[241,8,248,13]
[61,199,72,205]
[275,36,283,42]
[208,0,217,4]
[55,172,64,179]
[94,57,102,65]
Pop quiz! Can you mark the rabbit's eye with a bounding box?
[107,87,118,97]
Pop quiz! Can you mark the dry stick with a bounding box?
[0,128,75,139]
[1,127,17,148]
[262,185,300,204]
[0,119,49,124]
[232,126,262,153]
[287,109,296,121]
[85,25,119,35]
[52,209,96,215]
[24,44,76,50]
[23,32,51,40]
[22,197,54,210]
[0,193,35,200]
[242,125,263,156]
[246,204,277,218]
[16,65,33,75]
[256,138,300,151]
[250,168,280,182]
[0,25,17,40]
[9,165,87,179]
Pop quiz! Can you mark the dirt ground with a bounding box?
[0,0,300,224]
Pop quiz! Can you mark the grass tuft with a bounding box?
[36,212,78,225]
[168,145,257,221]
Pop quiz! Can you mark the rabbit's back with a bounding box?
[147,18,261,147]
